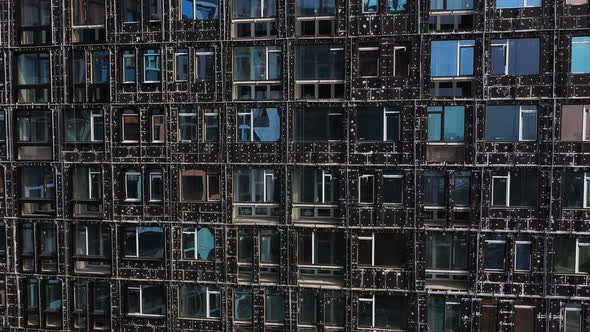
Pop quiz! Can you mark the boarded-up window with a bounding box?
[480,301,497,332]
[514,306,535,332]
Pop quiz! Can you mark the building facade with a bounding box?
[0,0,589,331]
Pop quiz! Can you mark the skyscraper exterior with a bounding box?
[1,0,590,331]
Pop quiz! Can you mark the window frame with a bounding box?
[359,174,375,204]
[148,169,163,202]
[178,286,221,319]
[491,174,510,207]
[514,240,532,272]
[126,285,165,317]
[143,49,161,83]
[483,238,507,271]
[175,49,189,82]
[151,114,165,143]
[572,36,590,74]
[358,47,380,78]
[121,112,140,143]
[195,48,215,81]
[564,305,582,332]
[182,227,216,261]
[124,170,142,202]
[496,0,541,9]
[383,174,403,205]
[122,51,136,83]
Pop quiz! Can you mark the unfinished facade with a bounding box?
[0,0,590,331]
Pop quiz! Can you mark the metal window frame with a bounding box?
[563,304,582,331]
[90,110,103,142]
[174,49,189,82]
[483,238,507,271]
[151,114,165,143]
[122,51,136,83]
[572,37,590,74]
[121,113,140,143]
[148,170,162,202]
[195,48,215,81]
[383,174,403,205]
[358,295,376,327]
[178,109,199,142]
[518,106,537,142]
[358,174,375,204]
[393,46,408,77]
[384,108,401,141]
[358,47,380,78]
[491,174,510,207]
[491,39,508,75]
[575,239,590,274]
[143,50,161,83]
[358,234,375,266]
[124,170,142,202]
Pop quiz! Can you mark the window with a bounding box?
[359,175,375,204]
[72,167,103,216]
[363,0,378,12]
[424,171,446,207]
[491,171,538,207]
[124,169,142,201]
[122,0,139,22]
[180,169,220,201]
[562,172,590,208]
[72,0,105,26]
[15,110,52,160]
[427,106,465,142]
[122,111,140,142]
[147,0,161,20]
[296,0,336,16]
[295,109,344,141]
[24,279,62,328]
[148,168,163,202]
[20,223,57,272]
[232,0,277,38]
[233,47,282,100]
[485,105,537,141]
[64,110,104,143]
[126,285,165,317]
[359,47,379,76]
[384,174,403,204]
[179,109,198,142]
[204,110,219,142]
[265,292,285,323]
[427,296,460,332]
[299,291,318,326]
[483,236,506,271]
[196,48,215,81]
[481,301,498,332]
[91,50,109,83]
[238,108,280,141]
[388,0,408,10]
[496,0,541,8]
[73,224,111,274]
[181,0,220,19]
[143,49,161,82]
[567,0,588,4]
[234,169,277,202]
[295,0,336,36]
[151,113,165,143]
[237,230,280,282]
[0,170,4,199]
[234,289,253,321]
[19,166,56,215]
[572,37,590,74]
[179,287,221,318]
[512,306,534,332]
[295,46,345,99]
[18,0,50,45]
[431,0,473,10]
[393,46,410,77]
[182,227,215,260]
[564,305,582,332]
[16,53,50,103]
[561,105,590,141]
[298,232,345,267]
[0,111,5,141]
[454,171,470,207]
[430,40,474,77]
[123,50,136,83]
[124,226,164,258]
[357,108,400,142]
[175,49,189,81]
[515,241,532,272]
[554,238,590,274]
[292,169,336,204]
[425,233,469,271]
[358,233,408,267]
[491,39,540,75]
[73,282,110,330]
[358,295,408,329]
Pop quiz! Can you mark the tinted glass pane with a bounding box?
[424,172,445,206]
[484,241,506,270]
[521,109,537,141]
[388,0,407,10]
[572,37,590,73]
[561,105,584,141]
[358,109,383,141]
[486,106,519,141]
[443,106,464,141]
[515,243,531,271]
[431,41,458,77]
[384,176,402,204]
[554,238,575,273]
[509,172,538,207]
[508,39,540,75]
[491,45,506,75]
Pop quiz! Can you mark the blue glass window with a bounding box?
[196,48,215,80]
[363,0,378,12]
[234,47,281,81]
[143,49,160,82]
[431,0,473,10]
[238,108,281,142]
[572,37,590,74]
[92,50,109,83]
[496,0,541,8]
[427,106,465,142]
[123,0,139,22]
[431,40,474,77]
[388,0,407,11]
[485,105,537,142]
[491,39,540,75]
[296,0,336,15]
[182,0,219,19]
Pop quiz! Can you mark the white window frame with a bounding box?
[127,285,165,317]
[320,170,333,204]
[126,228,141,257]
[384,109,401,141]
[358,296,376,327]
[358,47,379,78]
[358,234,375,266]
[564,304,582,332]
[174,49,189,82]
[359,174,375,204]
[393,46,407,77]
[124,170,142,202]
[182,227,205,260]
[122,52,136,83]
[491,39,509,75]
[383,174,403,204]
[90,111,103,142]
[195,48,215,81]
[484,238,506,271]
[237,110,254,141]
[143,50,161,83]
[582,173,590,209]
[76,225,107,257]
[514,240,532,272]
[88,169,101,200]
[148,170,162,202]
[518,106,537,142]
[204,288,221,318]
[121,113,139,143]
[492,174,510,207]
[151,114,165,143]
[456,40,474,76]
[575,239,590,274]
